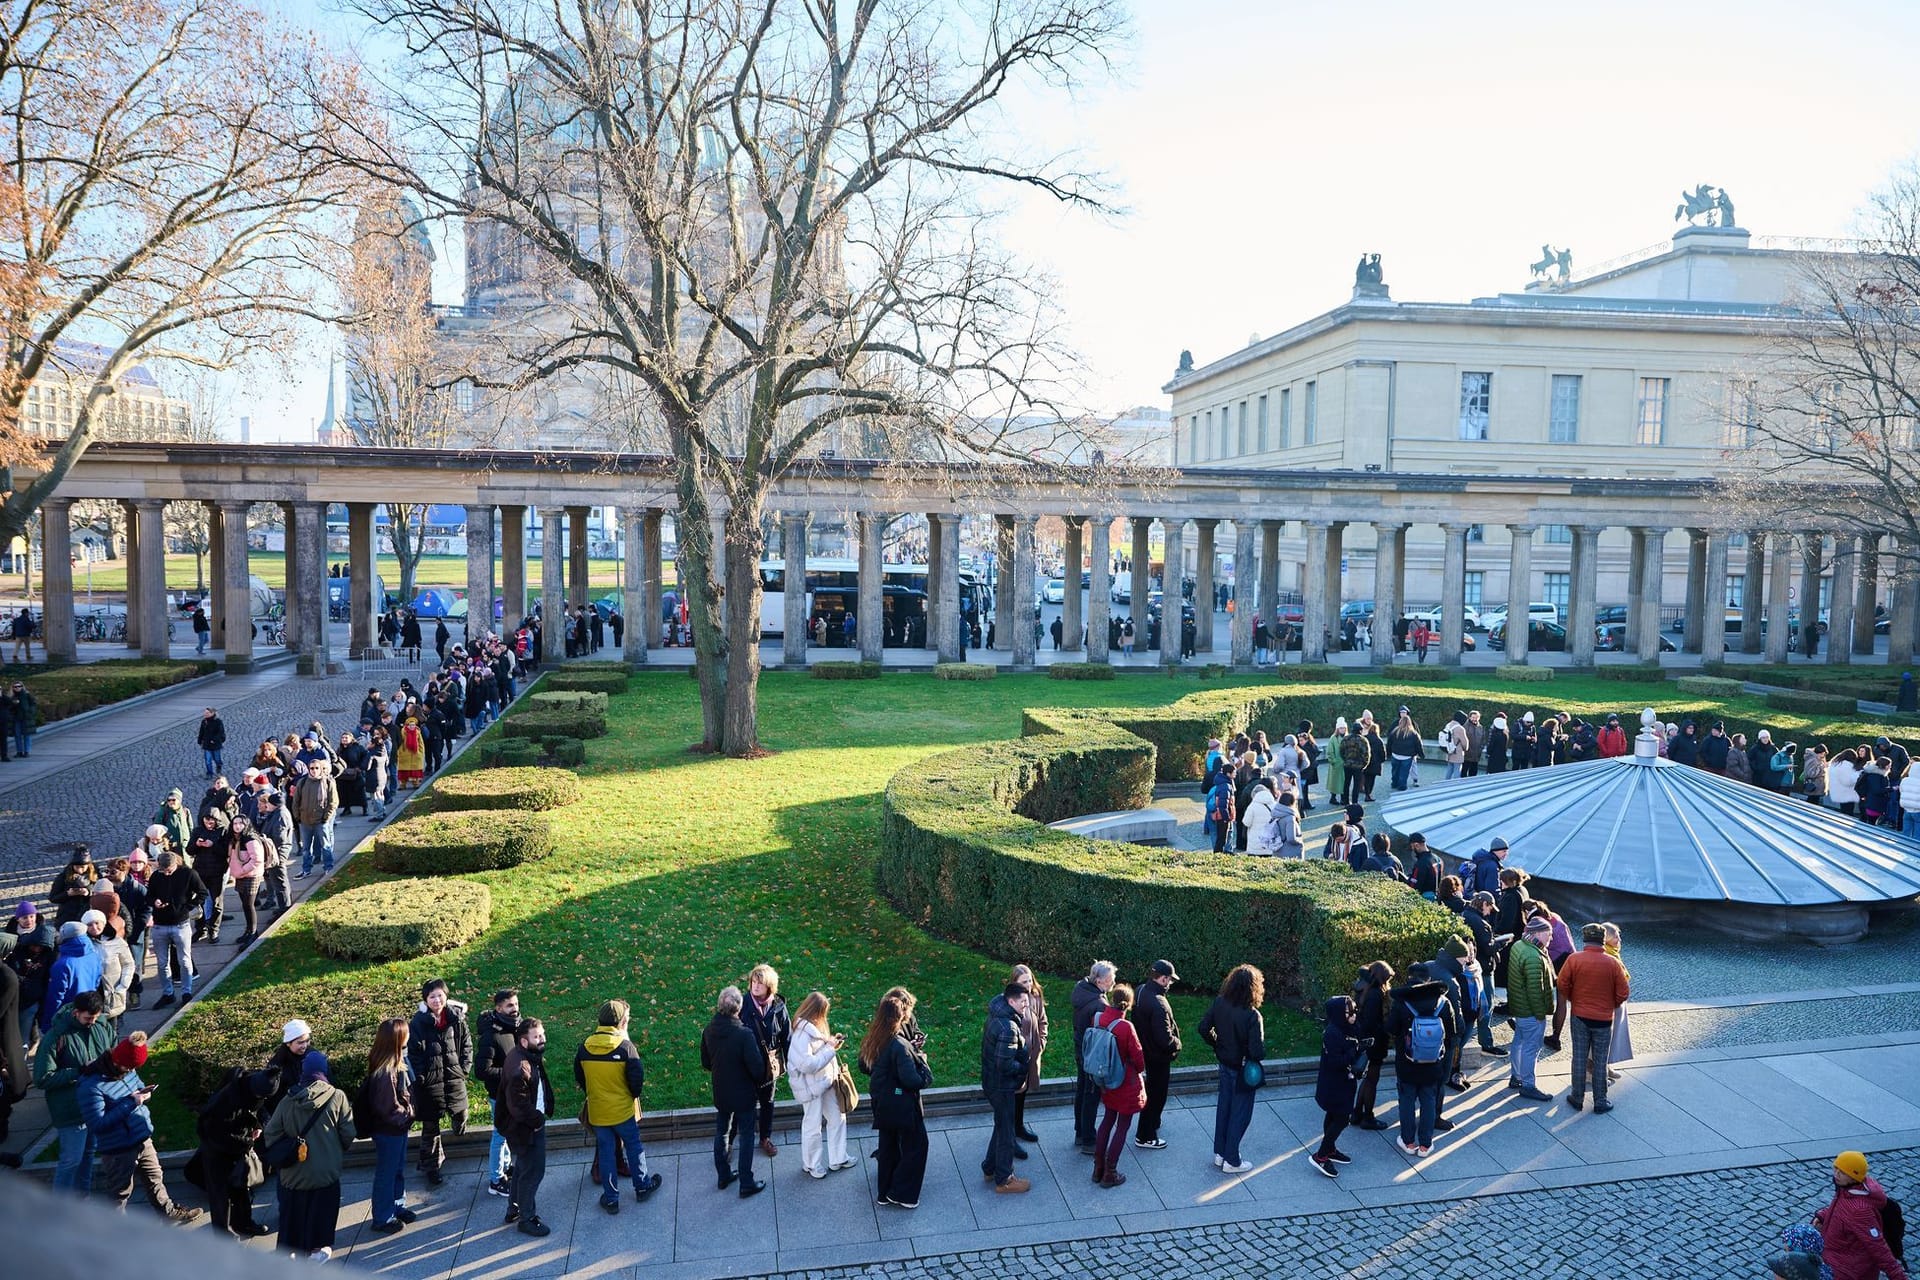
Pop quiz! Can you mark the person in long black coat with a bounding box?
[701,987,770,1193]
[400,612,423,663]
[1349,963,1393,1130]
[195,1067,279,1237]
[407,979,472,1184]
[1310,996,1369,1176]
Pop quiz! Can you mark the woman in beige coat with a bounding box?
[1010,964,1049,1145]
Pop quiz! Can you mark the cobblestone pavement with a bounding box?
[752,1147,1920,1280]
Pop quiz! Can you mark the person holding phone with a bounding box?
[79,1033,201,1223]
[785,992,854,1178]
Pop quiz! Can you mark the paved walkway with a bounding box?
[170,1023,1920,1279]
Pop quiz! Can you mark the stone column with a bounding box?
[782,512,810,667]
[1632,528,1665,658]
[1370,522,1405,664]
[1891,540,1917,667]
[1060,518,1084,652]
[1701,532,1728,664]
[1302,522,1329,662]
[1160,519,1185,666]
[120,501,141,650]
[540,507,565,662]
[923,513,942,652]
[206,503,224,641]
[1855,536,1880,656]
[1742,533,1766,654]
[1798,532,1825,658]
[501,506,527,627]
[857,511,884,662]
[567,508,589,610]
[1258,520,1282,646]
[1130,519,1152,642]
[1683,529,1708,654]
[1323,523,1345,650]
[41,498,75,664]
[641,510,663,647]
[347,503,376,657]
[1440,522,1469,665]
[279,501,299,655]
[133,499,169,660]
[1827,534,1857,667]
[994,517,1014,653]
[464,503,495,644]
[291,501,329,674]
[1087,517,1112,663]
[621,507,649,665]
[1569,525,1601,668]
[1193,519,1217,655]
[1506,525,1534,665]
[1626,527,1647,639]
[935,514,962,663]
[1232,520,1259,667]
[1011,517,1037,668]
[1765,532,1794,663]
[219,501,253,672]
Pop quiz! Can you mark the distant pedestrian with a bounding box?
[197,709,226,777]
[192,605,211,654]
[1198,964,1266,1174]
[859,993,932,1210]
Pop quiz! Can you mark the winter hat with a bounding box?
[1522,712,1535,723]
[1833,1150,1869,1182]
[1780,1224,1826,1261]
[1524,917,1553,938]
[90,877,113,894]
[1493,715,1507,731]
[247,1068,282,1100]
[145,824,168,841]
[166,788,183,801]
[1490,838,1509,852]
[13,900,35,919]
[111,1033,149,1071]
[1444,936,1471,959]
[79,909,105,930]
[299,1050,330,1083]
[1765,1254,1820,1280]
[281,1019,312,1045]
[57,921,84,943]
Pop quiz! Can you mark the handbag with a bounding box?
[830,1056,860,1115]
[263,1106,324,1169]
[235,1147,267,1190]
[1240,1058,1266,1089]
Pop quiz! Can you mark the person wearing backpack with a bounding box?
[1198,964,1266,1175]
[1069,961,1115,1154]
[1816,1150,1910,1280]
[364,1017,417,1236]
[1386,962,1457,1157]
[1089,984,1145,1187]
[978,981,1031,1195]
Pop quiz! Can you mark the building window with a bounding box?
[1303,381,1317,445]
[1724,378,1759,448]
[1279,388,1292,449]
[1237,401,1249,455]
[1464,571,1484,610]
[1256,395,1268,451]
[1544,524,1571,545]
[1188,416,1199,463]
[1635,376,1670,445]
[1458,371,1492,441]
[1549,374,1581,443]
[1202,410,1212,459]
[455,380,476,414]
[1727,575,1744,610]
[1467,525,1485,543]
[1218,407,1231,457]
[1543,572,1570,613]
[1729,531,1747,549]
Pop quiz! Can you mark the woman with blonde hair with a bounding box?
[859,994,931,1208]
[1601,923,1633,1083]
[786,991,853,1177]
[1009,965,1048,1144]
[365,1017,416,1234]
[740,964,791,1158]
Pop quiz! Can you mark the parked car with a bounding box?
[1406,603,1483,631]
[1596,622,1677,653]
[1487,620,1566,652]
[1594,605,1629,626]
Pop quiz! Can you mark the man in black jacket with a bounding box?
[499,1018,554,1236]
[1069,961,1114,1152]
[1387,963,1459,1157]
[1130,960,1182,1149]
[196,709,226,779]
[978,983,1030,1194]
[699,986,768,1197]
[145,851,206,1009]
[474,989,520,1197]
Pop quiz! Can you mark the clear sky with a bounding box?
[233,0,1920,438]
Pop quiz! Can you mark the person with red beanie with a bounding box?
[78,1032,200,1223]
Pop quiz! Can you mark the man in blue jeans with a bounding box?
[700,986,769,1197]
[196,708,226,778]
[979,983,1031,1194]
[1069,961,1115,1152]
[291,760,338,878]
[1387,962,1457,1157]
[32,990,114,1192]
[573,999,663,1213]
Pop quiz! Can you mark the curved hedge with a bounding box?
[502,707,607,740]
[880,708,1464,1005]
[310,878,491,961]
[372,811,556,874]
[542,670,631,694]
[164,973,416,1107]
[430,767,583,812]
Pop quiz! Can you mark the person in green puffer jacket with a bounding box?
[1505,918,1558,1102]
[33,990,115,1191]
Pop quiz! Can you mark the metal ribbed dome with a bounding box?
[1380,753,1920,906]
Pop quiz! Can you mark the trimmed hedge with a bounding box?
[813,660,883,680]
[15,658,218,723]
[1703,661,1904,702]
[1766,689,1861,715]
[502,707,607,740]
[1268,664,1341,683]
[542,670,631,694]
[541,735,586,767]
[1494,665,1553,683]
[480,739,541,768]
[310,878,491,961]
[934,663,996,681]
[431,767,583,812]
[372,811,556,874]
[1391,665,1451,681]
[880,710,1464,1006]
[527,690,610,717]
[1049,662,1116,680]
[1677,676,1746,698]
[1595,664,1667,682]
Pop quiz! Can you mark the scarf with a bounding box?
[1604,940,1631,983]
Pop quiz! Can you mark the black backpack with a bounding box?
[1886,1197,1907,1262]
[350,1074,379,1141]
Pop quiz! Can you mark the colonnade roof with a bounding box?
[38,440,1738,529]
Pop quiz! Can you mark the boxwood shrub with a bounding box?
[502,707,607,740]
[430,767,583,812]
[542,670,631,694]
[1392,665,1451,681]
[1048,662,1116,680]
[1595,664,1667,682]
[1493,665,1553,683]
[1676,675,1746,698]
[879,711,1464,1006]
[1766,689,1860,715]
[480,739,542,768]
[310,878,491,961]
[527,690,610,717]
[1268,664,1341,683]
[813,660,883,680]
[934,663,996,681]
[372,811,556,874]
[540,735,586,767]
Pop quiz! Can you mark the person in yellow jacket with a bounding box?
[572,999,662,1213]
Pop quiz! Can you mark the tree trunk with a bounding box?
[721,502,766,756]
[675,477,728,752]
[388,503,419,605]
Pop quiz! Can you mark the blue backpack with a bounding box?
[1080,1017,1126,1090]
[1406,1009,1446,1064]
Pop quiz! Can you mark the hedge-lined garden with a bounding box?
[6,657,218,722]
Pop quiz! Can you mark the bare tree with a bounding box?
[330,0,1124,754]
[0,0,365,542]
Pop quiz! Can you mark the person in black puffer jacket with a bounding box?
[1349,962,1394,1130]
[1197,964,1267,1172]
[977,984,1030,1191]
[407,979,472,1184]
[1387,964,1458,1154]
[193,1066,279,1237]
[474,989,520,1195]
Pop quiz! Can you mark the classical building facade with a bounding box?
[20,342,194,443]
[1165,222,1854,623]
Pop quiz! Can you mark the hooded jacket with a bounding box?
[34,1004,117,1126]
[263,1076,355,1190]
[1314,997,1369,1114]
[1386,979,1458,1085]
[475,1006,519,1101]
[1486,722,1509,772]
[1242,786,1281,856]
[1815,1176,1910,1280]
[78,1066,155,1154]
[407,998,473,1117]
[1700,730,1732,772]
[574,1024,647,1123]
[39,932,103,1033]
[978,993,1029,1095]
[95,931,134,1020]
[197,1067,282,1157]
[1596,723,1628,757]
[1466,848,1504,896]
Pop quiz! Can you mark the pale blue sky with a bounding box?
[236,0,1920,438]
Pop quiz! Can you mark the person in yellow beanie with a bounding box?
[1815,1150,1908,1280]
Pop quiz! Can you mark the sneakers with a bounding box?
[1507,1077,1523,1090]
[600,1196,620,1215]
[1417,1146,1433,1157]
[393,1207,417,1224]
[828,1160,856,1172]
[487,1176,512,1197]
[1480,1045,1509,1057]
[1134,1137,1167,1150]
[369,1218,404,1235]
[518,1216,552,1237]
[739,1179,767,1199]
[1397,1140,1422,1156]
[154,994,176,1010]
[1213,1154,1224,1168]
[1221,1160,1253,1174]
[1324,1149,1352,1165]
[1015,1128,1040,1142]
[310,1247,333,1262]
[994,1176,1031,1194]
[879,1196,919,1209]
[806,1166,827,1180]
[165,1205,202,1226]
[635,1172,662,1200]
[1518,1086,1553,1102]
[1310,1155,1339,1179]
[1594,1101,1615,1114]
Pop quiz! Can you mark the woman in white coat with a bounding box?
[1242,779,1281,857]
[786,991,854,1177]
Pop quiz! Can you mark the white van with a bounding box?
[1481,601,1560,634]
